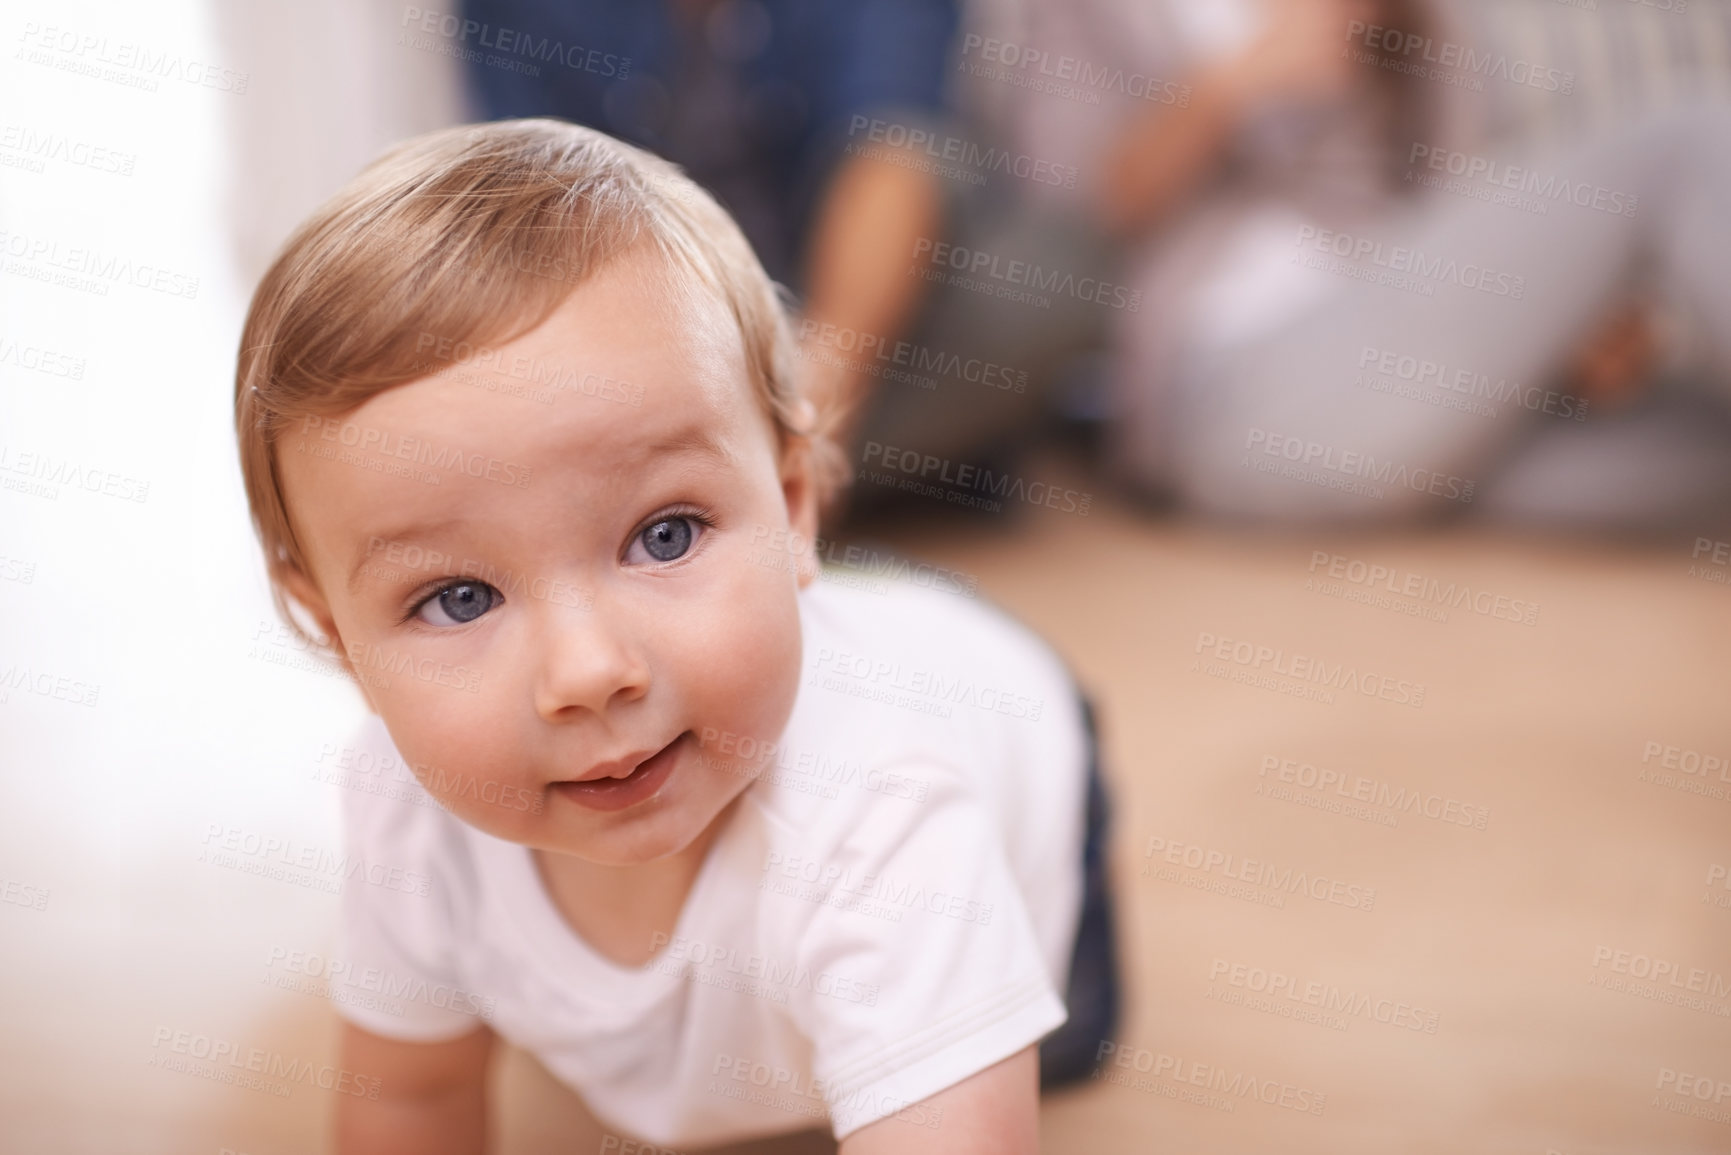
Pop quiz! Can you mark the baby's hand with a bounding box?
[1564,299,1663,412]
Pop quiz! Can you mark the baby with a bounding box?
[234,120,1115,1153]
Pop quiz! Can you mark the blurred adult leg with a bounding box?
[1124,103,1731,525]
[1472,383,1731,539]
[843,188,1120,510]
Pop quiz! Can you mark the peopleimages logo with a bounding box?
[1,228,200,299]
[648,931,881,1007]
[847,116,1078,189]
[1407,144,1637,217]
[0,442,149,504]
[708,1052,944,1132]
[1346,20,1575,94]
[0,662,100,707]
[1207,958,1440,1033]
[1294,226,1525,298]
[0,125,136,176]
[297,416,533,489]
[1357,345,1586,422]
[958,34,1191,106]
[862,441,1092,516]
[15,21,250,94]
[1258,754,1492,831]
[1194,629,1426,709]
[810,644,1046,721]
[1092,1040,1327,1115]
[1590,946,1731,1004]
[0,333,87,380]
[760,851,996,925]
[149,1028,381,1099]
[912,238,1141,311]
[413,331,644,406]
[1245,428,1475,505]
[360,536,593,611]
[1306,549,1540,626]
[798,319,1027,394]
[1143,834,1378,911]
[200,823,433,897]
[398,7,630,77]
[264,945,497,1020]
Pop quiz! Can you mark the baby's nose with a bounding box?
[530,606,650,720]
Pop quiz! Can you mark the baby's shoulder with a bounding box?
[745,575,1086,852]
[806,574,1073,682]
[800,573,1077,716]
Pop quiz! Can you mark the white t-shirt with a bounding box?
[329,576,1090,1146]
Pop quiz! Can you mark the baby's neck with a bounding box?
[531,809,731,968]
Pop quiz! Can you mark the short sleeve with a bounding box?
[326,720,487,1043]
[776,764,1066,1138]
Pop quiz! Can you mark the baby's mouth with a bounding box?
[552,732,688,811]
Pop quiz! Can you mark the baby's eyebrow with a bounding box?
[346,517,468,593]
[644,424,736,464]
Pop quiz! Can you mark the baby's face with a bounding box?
[277,253,817,865]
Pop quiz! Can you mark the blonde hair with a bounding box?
[234,118,846,634]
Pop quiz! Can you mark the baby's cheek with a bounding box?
[705,577,803,740]
[380,688,536,833]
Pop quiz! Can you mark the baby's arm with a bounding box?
[336,1020,494,1155]
[837,1046,1039,1155]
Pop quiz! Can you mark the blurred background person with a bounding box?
[455,0,959,442]
[1095,0,1731,534]
[854,0,1731,536]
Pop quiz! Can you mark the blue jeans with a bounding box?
[1039,692,1121,1089]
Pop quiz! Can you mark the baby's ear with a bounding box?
[276,563,381,711]
[780,438,818,532]
[275,562,342,651]
[778,439,822,589]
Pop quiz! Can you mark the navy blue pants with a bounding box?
[1038,693,1121,1089]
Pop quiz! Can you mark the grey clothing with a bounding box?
[851,0,1731,533]
[1123,105,1731,533]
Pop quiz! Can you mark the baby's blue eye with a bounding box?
[415,582,499,627]
[640,517,694,562]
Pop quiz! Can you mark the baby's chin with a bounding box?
[535,785,747,867]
